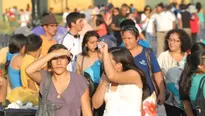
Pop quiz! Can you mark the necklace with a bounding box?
[57,94,61,99]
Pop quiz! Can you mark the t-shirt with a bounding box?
[190,13,200,33]
[40,35,56,56]
[190,74,205,102]
[62,33,83,72]
[20,54,39,91]
[141,13,154,33]
[157,51,187,109]
[133,47,161,93]
[40,71,89,116]
[97,24,107,37]
[0,47,8,64]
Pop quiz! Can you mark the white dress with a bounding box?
[103,83,142,116]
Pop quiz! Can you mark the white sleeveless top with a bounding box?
[103,83,142,116]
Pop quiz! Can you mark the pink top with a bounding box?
[97,24,108,37]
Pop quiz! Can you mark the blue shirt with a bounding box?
[120,39,150,48]
[133,47,161,93]
[190,74,205,102]
[6,52,22,89]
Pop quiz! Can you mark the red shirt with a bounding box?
[190,13,199,33]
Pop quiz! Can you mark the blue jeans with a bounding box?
[146,32,157,54]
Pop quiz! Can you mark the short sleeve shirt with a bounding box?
[40,71,89,116]
[133,47,161,92]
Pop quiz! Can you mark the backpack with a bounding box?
[194,76,205,116]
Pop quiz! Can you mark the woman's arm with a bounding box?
[28,79,37,91]
[154,72,165,104]
[100,42,142,85]
[183,100,195,116]
[26,49,70,84]
[81,88,92,116]
[92,73,109,109]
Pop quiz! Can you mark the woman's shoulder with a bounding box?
[158,51,169,58]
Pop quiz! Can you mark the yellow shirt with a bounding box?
[20,54,39,92]
[40,35,56,56]
[0,47,9,64]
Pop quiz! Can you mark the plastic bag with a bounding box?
[142,92,157,116]
[6,87,39,105]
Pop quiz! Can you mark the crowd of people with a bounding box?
[0,1,205,116]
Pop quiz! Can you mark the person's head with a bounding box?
[164,29,191,53]
[191,42,205,53]
[19,9,24,15]
[112,7,120,16]
[179,51,205,97]
[41,14,58,36]
[196,2,202,12]
[66,12,85,31]
[156,3,164,13]
[108,47,149,99]
[9,34,27,54]
[47,44,71,74]
[121,25,139,50]
[127,13,136,21]
[120,5,128,17]
[95,14,106,26]
[144,5,152,13]
[179,4,187,10]
[25,34,42,57]
[82,31,99,56]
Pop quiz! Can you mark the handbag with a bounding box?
[35,72,56,116]
[145,48,159,96]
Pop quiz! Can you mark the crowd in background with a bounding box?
[0,1,205,116]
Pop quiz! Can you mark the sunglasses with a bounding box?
[121,25,139,33]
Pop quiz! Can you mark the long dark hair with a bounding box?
[82,31,99,56]
[5,34,27,73]
[179,51,205,98]
[47,44,71,69]
[108,47,149,99]
[95,14,109,35]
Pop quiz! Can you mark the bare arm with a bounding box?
[139,33,146,40]
[101,42,142,85]
[26,49,70,84]
[154,72,165,104]
[183,100,194,116]
[92,73,109,109]
[28,79,37,91]
[81,88,92,116]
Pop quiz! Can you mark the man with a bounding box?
[19,9,29,27]
[40,13,58,56]
[21,34,42,92]
[111,4,129,46]
[62,12,85,72]
[151,3,176,56]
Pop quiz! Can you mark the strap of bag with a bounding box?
[43,72,52,101]
[145,48,159,96]
[144,18,150,31]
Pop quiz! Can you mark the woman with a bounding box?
[26,44,92,116]
[141,5,156,50]
[92,44,148,115]
[6,34,27,89]
[196,2,205,42]
[76,31,101,93]
[121,25,165,104]
[93,14,109,37]
[179,42,205,116]
[180,51,205,116]
[157,29,191,116]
